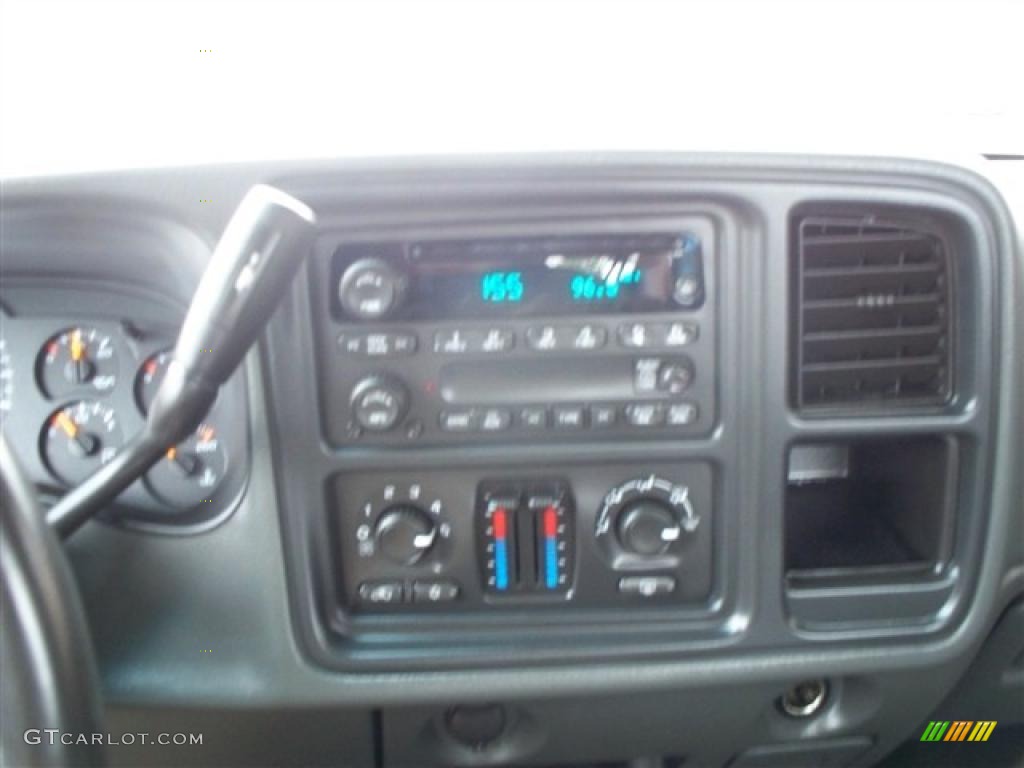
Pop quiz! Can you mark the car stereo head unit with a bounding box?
[314,227,717,445]
[332,234,705,322]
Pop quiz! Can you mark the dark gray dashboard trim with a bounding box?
[2,154,1019,715]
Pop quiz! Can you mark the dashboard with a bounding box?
[1,153,1021,768]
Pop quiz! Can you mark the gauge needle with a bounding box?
[67,329,92,383]
[70,329,85,361]
[166,446,199,476]
[54,411,97,455]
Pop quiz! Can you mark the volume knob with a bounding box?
[375,505,437,565]
[338,258,407,320]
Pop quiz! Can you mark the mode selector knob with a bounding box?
[350,375,409,433]
[375,505,437,565]
[338,258,408,320]
[616,499,680,557]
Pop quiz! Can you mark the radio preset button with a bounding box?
[619,322,653,348]
[625,402,666,427]
[434,328,515,354]
[667,402,699,425]
[477,328,515,353]
[571,324,607,350]
[552,406,586,429]
[526,324,606,352]
[479,408,512,432]
[663,322,699,347]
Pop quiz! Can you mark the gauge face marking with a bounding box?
[41,400,124,485]
[0,337,13,419]
[37,327,119,398]
[145,422,228,510]
[135,350,172,414]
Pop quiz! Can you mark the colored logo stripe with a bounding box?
[921,721,950,741]
[945,721,973,741]
[969,721,997,742]
[921,720,997,742]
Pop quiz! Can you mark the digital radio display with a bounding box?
[334,234,704,320]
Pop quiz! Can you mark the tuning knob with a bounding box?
[374,505,437,565]
[616,499,680,557]
[350,375,409,433]
[338,258,408,320]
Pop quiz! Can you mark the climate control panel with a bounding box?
[332,462,712,613]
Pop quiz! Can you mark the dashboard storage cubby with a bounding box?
[785,437,956,579]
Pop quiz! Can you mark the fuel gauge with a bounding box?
[146,423,228,509]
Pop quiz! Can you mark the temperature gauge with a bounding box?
[134,350,171,414]
[42,401,123,485]
[145,423,227,509]
[37,327,118,398]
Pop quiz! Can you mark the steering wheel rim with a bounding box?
[1,434,104,767]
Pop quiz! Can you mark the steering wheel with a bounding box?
[1,435,104,767]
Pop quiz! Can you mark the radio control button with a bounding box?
[479,408,512,432]
[618,575,676,597]
[338,258,406,320]
[657,360,695,395]
[667,402,699,426]
[413,580,461,603]
[590,405,617,428]
[625,402,666,427]
[392,332,419,355]
[358,581,405,604]
[338,331,418,357]
[526,325,562,351]
[434,329,471,354]
[634,358,662,393]
[440,409,479,432]
[552,406,586,429]
[351,376,409,432]
[619,322,654,348]
[663,322,698,347]
[572,324,607,350]
[520,406,548,429]
[477,328,515,353]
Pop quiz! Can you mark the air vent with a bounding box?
[794,216,952,409]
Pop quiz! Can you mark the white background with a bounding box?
[1,0,1021,178]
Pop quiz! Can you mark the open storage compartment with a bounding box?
[785,436,956,581]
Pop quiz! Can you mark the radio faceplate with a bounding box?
[314,225,717,445]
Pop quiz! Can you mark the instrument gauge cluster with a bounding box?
[0,294,249,533]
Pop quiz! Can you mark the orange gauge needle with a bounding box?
[53,410,97,455]
[166,445,198,475]
[54,411,79,438]
[70,329,86,362]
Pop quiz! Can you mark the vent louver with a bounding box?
[794,216,952,410]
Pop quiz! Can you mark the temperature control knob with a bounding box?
[616,500,679,557]
[374,505,437,565]
[350,375,409,432]
[338,258,408,320]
